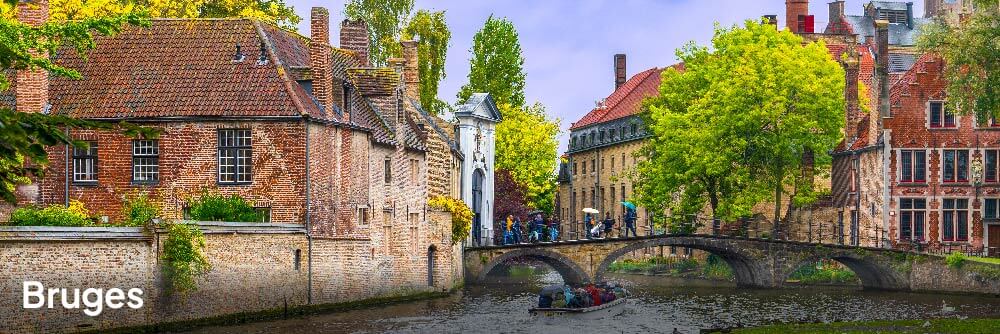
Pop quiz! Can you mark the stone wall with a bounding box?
[0,222,460,334]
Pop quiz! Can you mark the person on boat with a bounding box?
[602,213,615,238]
[585,284,603,306]
[512,216,523,244]
[624,207,638,238]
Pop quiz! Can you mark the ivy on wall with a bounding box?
[161,222,211,296]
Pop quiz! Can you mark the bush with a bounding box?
[187,193,262,222]
[161,222,211,296]
[120,192,160,227]
[428,196,473,245]
[7,200,94,227]
[946,251,966,269]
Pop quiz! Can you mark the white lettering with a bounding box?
[81,288,103,317]
[22,281,44,309]
[105,288,125,309]
[127,288,144,309]
[60,288,80,309]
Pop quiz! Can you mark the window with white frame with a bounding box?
[356,206,370,226]
[942,198,969,242]
[929,101,955,128]
[132,140,159,183]
[218,129,252,184]
[986,150,999,183]
[73,142,98,183]
[899,149,926,183]
[899,198,926,242]
[942,149,969,183]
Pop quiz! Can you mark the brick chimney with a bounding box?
[786,0,809,33]
[875,20,890,119]
[16,0,49,114]
[340,19,370,67]
[613,54,627,90]
[829,1,844,24]
[906,2,914,29]
[401,40,419,101]
[310,7,336,117]
[844,59,860,139]
[388,57,405,127]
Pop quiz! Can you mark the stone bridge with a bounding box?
[464,234,1000,294]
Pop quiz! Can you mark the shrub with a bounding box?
[120,192,160,227]
[161,222,211,296]
[7,200,94,227]
[187,193,262,222]
[428,196,473,245]
[946,251,966,269]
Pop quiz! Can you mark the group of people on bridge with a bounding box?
[500,203,640,245]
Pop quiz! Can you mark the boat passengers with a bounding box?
[537,283,625,308]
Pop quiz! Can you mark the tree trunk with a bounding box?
[773,169,783,239]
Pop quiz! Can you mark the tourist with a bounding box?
[504,215,515,245]
[585,284,603,306]
[584,213,594,239]
[512,216,523,244]
[548,218,559,242]
[624,207,638,238]
[602,213,615,238]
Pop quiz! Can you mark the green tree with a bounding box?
[918,0,999,123]
[402,10,450,115]
[457,15,525,109]
[6,0,302,29]
[494,103,559,212]
[637,20,845,232]
[0,7,155,203]
[344,0,414,67]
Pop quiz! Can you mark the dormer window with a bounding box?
[929,101,955,128]
[878,10,908,24]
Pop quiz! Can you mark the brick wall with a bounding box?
[36,121,308,224]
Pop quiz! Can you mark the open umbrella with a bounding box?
[621,201,636,210]
[582,208,599,214]
[527,210,544,216]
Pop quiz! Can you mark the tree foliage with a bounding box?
[458,15,526,108]
[494,103,559,213]
[344,0,414,67]
[402,10,450,115]
[636,20,845,228]
[428,195,472,245]
[918,0,999,123]
[1,0,302,29]
[493,168,529,220]
[0,10,156,203]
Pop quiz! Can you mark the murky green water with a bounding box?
[182,266,1000,334]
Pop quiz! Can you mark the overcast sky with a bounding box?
[286,0,925,154]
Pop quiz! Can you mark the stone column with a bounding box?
[928,199,940,247]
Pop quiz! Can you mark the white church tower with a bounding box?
[455,93,501,246]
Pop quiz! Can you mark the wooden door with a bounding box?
[989,225,1000,257]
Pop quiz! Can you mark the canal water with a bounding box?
[183,266,1000,334]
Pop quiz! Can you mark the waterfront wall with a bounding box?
[0,221,462,334]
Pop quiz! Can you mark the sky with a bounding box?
[286,0,925,155]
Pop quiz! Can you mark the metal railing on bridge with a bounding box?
[473,214,1000,259]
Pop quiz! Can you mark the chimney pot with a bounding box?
[764,15,778,27]
[310,7,340,119]
[15,0,49,114]
[340,19,370,67]
[614,54,627,90]
[785,0,810,33]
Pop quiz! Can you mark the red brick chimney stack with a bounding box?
[875,20,890,119]
[340,19,370,67]
[786,0,809,33]
[614,54,626,90]
[844,60,860,139]
[310,7,336,117]
[401,40,420,101]
[15,0,49,114]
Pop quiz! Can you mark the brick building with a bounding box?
[3,0,468,299]
[556,54,670,232]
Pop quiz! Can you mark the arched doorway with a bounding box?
[427,245,437,287]
[472,169,485,246]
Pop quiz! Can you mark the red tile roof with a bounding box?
[568,65,676,131]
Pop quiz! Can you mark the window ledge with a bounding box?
[218,182,253,186]
[928,127,959,131]
[941,182,972,187]
[72,181,99,187]
[131,181,159,186]
[897,182,929,187]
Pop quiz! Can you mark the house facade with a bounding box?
[556,54,658,231]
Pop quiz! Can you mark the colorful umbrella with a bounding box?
[621,201,636,210]
[582,208,599,214]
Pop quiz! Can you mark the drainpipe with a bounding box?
[64,126,69,206]
[304,120,312,304]
[882,131,892,248]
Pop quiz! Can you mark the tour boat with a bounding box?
[529,296,629,320]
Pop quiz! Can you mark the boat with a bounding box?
[529,296,629,320]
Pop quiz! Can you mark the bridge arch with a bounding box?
[594,237,769,287]
[477,248,590,285]
[786,251,908,290]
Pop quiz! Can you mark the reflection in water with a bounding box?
[183,265,1000,334]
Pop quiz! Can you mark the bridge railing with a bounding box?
[489,214,1000,258]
